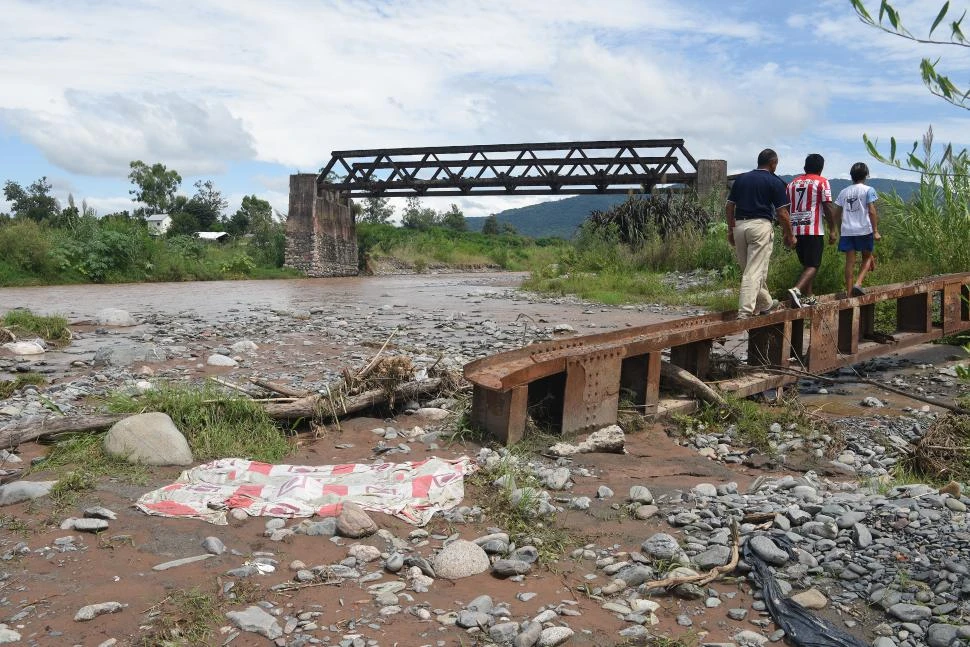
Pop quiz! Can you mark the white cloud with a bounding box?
[0,0,787,180]
[0,91,256,176]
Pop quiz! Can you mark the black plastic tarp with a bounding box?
[742,534,869,647]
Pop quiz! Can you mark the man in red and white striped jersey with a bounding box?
[786,153,836,307]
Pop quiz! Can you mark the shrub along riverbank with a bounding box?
[0,215,291,286]
[523,183,963,313]
[356,223,565,273]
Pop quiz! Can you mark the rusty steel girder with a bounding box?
[464,273,970,444]
[317,140,698,198]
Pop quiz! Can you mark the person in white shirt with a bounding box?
[833,162,881,297]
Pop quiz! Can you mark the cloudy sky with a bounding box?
[1,0,968,219]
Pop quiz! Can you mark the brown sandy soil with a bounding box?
[2,415,778,647]
[1,273,968,646]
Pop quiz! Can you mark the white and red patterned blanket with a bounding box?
[136,456,476,526]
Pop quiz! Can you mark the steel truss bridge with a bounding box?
[316,139,699,198]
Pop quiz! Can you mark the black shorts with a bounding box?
[795,235,824,268]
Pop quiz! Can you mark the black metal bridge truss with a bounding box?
[317,139,698,198]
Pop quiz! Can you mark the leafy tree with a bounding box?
[250,209,286,266]
[167,209,200,236]
[852,1,970,171]
[3,177,59,222]
[440,203,466,232]
[359,197,394,224]
[189,179,228,230]
[55,193,81,229]
[500,221,518,235]
[481,214,500,235]
[401,196,438,230]
[128,161,181,215]
[227,195,273,236]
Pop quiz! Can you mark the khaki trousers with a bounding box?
[734,218,774,316]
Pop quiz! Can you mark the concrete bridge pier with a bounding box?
[696,159,727,201]
[284,173,358,277]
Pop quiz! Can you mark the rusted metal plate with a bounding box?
[471,385,528,445]
[562,351,623,434]
[807,306,839,371]
[943,283,970,334]
[897,292,932,333]
[747,321,791,367]
[669,340,712,378]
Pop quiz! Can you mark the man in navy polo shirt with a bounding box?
[726,149,795,318]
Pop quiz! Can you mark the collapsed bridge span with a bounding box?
[464,273,970,445]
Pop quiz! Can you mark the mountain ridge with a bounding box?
[465,176,921,239]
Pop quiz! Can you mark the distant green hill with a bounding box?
[466,177,921,239]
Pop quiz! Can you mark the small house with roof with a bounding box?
[145,213,171,235]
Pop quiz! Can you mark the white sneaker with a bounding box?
[788,287,802,308]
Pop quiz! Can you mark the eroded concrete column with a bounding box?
[696,159,727,201]
[284,173,359,277]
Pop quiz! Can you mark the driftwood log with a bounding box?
[660,360,725,406]
[0,378,443,450]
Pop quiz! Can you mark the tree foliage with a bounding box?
[852,0,970,172]
[3,177,59,222]
[440,203,466,232]
[359,197,394,224]
[401,197,438,230]
[481,214,500,235]
[188,179,228,230]
[227,195,272,236]
[128,161,182,215]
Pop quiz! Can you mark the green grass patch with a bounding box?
[617,632,698,647]
[138,588,221,646]
[675,393,824,453]
[36,432,149,508]
[468,448,575,564]
[862,462,932,495]
[2,309,71,346]
[522,269,737,309]
[106,382,292,463]
[0,372,46,398]
[0,514,32,537]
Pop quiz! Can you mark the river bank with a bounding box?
[0,272,969,647]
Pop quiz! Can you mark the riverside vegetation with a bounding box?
[2,151,968,327]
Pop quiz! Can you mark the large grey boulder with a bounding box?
[433,540,490,579]
[103,412,193,466]
[225,605,283,640]
[748,535,789,566]
[95,308,138,327]
[0,623,22,643]
[640,532,682,561]
[2,340,45,355]
[336,503,377,538]
[0,480,56,506]
[206,354,237,367]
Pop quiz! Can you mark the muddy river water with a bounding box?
[0,273,677,327]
